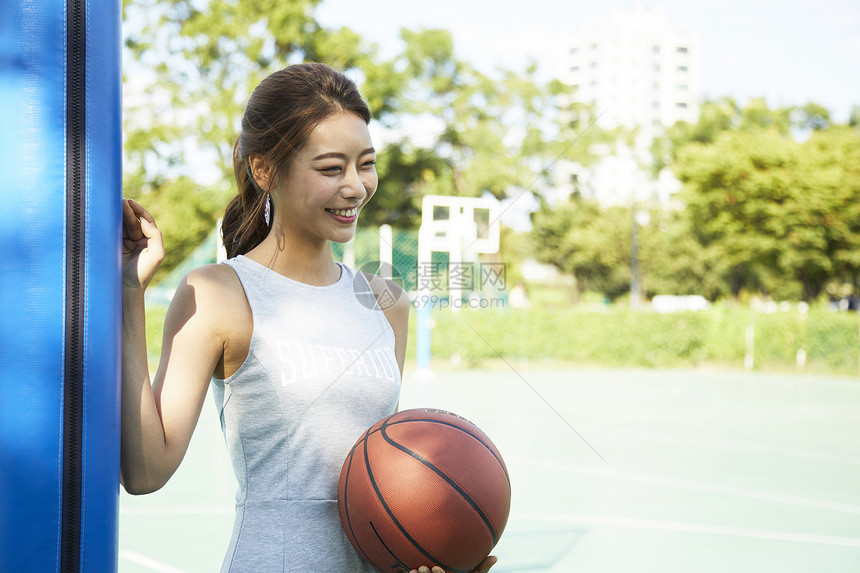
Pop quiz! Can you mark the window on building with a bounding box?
[652,45,660,53]
[590,61,597,68]
[677,46,688,54]
[677,84,688,90]
[652,101,660,108]
[571,47,580,54]
[571,66,579,72]
[590,43,598,50]
[676,102,688,108]
[677,65,688,72]
[653,82,660,90]
[652,64,660,71]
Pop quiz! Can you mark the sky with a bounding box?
[315,0,860,122]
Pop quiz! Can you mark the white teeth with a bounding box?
[328,207,357,217]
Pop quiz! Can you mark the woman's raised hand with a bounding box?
[122,198,164,291]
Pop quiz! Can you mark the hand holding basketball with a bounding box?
[409,555,498,573]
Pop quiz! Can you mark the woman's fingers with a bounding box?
[122,198,159,239]
[408,560,495,573]
[122,199,142,242]
[127,198,157,226]
[142,220,165,262]
[123,199,163,249]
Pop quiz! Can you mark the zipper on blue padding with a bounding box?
[62,0,85,570]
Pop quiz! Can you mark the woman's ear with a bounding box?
[249,154,273,191]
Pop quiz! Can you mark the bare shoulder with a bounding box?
[175,263,249,329]
[183,263,243,295]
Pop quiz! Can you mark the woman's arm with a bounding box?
[120,199,227,494]
[373,276,409,414]
[379,280,409,378]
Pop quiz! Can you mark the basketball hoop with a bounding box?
[415,195,501,375]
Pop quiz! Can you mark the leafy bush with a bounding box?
[406,305,859,375]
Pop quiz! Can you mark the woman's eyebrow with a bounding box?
[312,147,375,161]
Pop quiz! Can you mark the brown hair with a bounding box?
[222,62,372,258]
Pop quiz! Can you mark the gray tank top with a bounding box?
[211,255,401,572]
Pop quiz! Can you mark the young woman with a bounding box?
[121,62,497,573]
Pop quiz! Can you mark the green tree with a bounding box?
[650,97,741,175]
[799,126,860,292]
[647,98,860,301]
[674,124,860,301]
[674,129,792,298]
[639,209,727,301]
[738,97,792,134]
[794,102,831,131]
[530,196,631,301]
[651,97,830,176]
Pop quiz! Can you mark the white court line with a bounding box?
[511,457,860,515]
[118,550,190,573]
[578,424,860,466]
[512,512,860,548]
[120,505,234,515]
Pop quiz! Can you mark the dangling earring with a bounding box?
[264,194,271,226]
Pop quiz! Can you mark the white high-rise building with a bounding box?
[559,6,700,206]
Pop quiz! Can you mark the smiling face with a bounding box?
[273,111,378,245]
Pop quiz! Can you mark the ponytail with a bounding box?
[221,139,271,259]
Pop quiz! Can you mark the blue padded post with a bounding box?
[0,0,122,571]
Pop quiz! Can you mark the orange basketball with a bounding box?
[338,408,510,573]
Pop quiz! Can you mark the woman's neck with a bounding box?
[244,227,341,286]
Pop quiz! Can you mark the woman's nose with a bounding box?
[341,166,368,200]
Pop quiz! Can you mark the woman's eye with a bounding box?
[363,159,377,168]
[320,166,341,173]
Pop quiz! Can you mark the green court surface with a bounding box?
[119,366,860,572]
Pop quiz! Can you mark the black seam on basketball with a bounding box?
[378,417,511,490]
[380,417,499,546]
[343,427,376,567]
[362,424,419,571]
[363,421,467,573]
[370,520,411,573]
